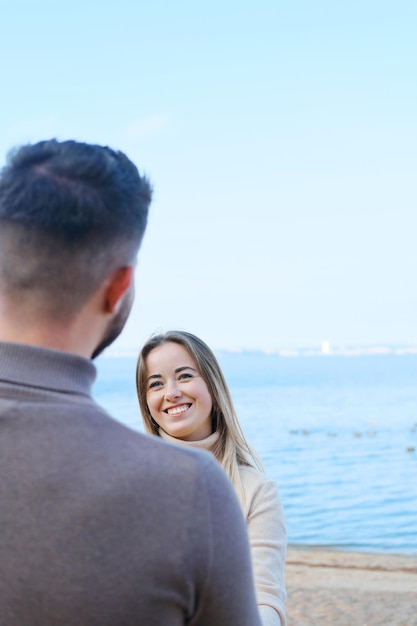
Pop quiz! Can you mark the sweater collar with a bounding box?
[0,341,96,396]
[158,428,220,452]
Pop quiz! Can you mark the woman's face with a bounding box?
[145,341,213,442]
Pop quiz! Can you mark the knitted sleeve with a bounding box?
[242,468,287,626]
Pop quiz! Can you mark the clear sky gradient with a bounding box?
[2,0,416,351]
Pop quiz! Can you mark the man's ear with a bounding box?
[104,266,134,314]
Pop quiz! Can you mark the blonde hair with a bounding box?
[136,330,263,508]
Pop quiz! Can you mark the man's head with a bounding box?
[0,139,152,354]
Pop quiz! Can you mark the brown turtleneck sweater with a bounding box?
[0,341,262,626]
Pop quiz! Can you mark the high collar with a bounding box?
[0,341,96,396]
[158,428,220,452]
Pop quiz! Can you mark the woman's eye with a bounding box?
[148,380,162,389]
[178,373,192,381]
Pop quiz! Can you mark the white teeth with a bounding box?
[167,405,188,416]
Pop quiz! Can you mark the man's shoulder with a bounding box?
[97,423,239,524]
[88,415,223,483]
[126,428,215,468]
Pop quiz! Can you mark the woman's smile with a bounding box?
[165,403,191,416]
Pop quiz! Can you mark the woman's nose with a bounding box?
[165,382,181,401]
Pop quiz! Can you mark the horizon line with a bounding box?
[101,343,417,359]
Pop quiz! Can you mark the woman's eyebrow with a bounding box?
[146,373,161,383]
[175,366,197,374]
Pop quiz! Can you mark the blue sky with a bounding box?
[2,0,416,351]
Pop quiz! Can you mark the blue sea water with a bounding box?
[94,352,417,555]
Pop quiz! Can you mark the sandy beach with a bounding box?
[285,546,417,626]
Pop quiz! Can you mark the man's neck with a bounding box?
[0,314,98,359]
[0,330,90,358]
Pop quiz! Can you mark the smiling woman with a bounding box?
[144,342,213,442]
[136,330,288,626]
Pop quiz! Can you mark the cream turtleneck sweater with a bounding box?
[158,429,287,626]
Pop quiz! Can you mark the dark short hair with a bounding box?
[0,139,152,313]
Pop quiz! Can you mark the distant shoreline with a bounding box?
[287,543,417,559]
[101,346,417,359]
